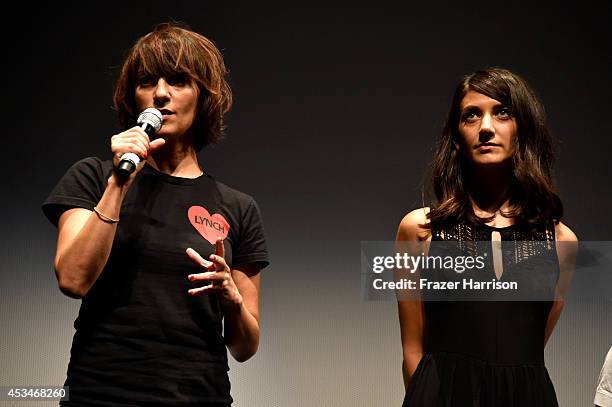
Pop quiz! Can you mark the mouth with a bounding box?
[475,142,501,149]
[158,108,175,116]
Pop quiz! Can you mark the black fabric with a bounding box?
[403,221,560,407]
[43,157,269,406]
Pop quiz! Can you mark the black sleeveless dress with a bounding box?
[402,222,560,407]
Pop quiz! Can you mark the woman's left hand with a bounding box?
[186,239,243,306]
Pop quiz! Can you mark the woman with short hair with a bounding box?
[43,23,269,406]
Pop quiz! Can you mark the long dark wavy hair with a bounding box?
[426,68,563,228]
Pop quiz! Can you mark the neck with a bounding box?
[466,163,513,216]
[146,138,202,178]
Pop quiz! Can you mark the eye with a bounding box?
[462,109,480,123]
[495,106,512,119]
[167,73,189,86]
[136,75,155,87]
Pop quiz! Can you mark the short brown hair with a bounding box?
[113,22,232,151]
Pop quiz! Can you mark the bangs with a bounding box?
[466,71,513,109]
[114,22,232,149]
[129,32,200,85]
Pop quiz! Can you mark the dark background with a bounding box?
[2,2,611,406]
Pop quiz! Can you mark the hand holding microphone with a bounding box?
[112,108,165,180]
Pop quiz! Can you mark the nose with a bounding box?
[153,78,170,107]
[478,112,495,141]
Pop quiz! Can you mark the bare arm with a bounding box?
[222,264,261,362]
[186,241,261,362]
[544,222,578,346]
[54,128,164,298]
[396,208,430,388]
[55,176,128,298]
[398,300,424,387]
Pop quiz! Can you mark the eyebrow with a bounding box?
[460,102,505,112]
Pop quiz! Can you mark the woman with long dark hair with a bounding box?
[397,68,577,406]
[43,23,269,406]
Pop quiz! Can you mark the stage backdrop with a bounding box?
[2,2,611,406]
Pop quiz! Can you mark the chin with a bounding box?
[156,129,175,138]
[471,157,512,168]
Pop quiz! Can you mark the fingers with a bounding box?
[186,247,214,270]
[188,284,219,296]
[209,254,229,273]
[188,270,228,284]
[187,272,240,302]
[112,127,150,151]
[186,246,224,293]
[215,238,225,259]
[149,138,166,153]
[191,240,228,273]
[186,245,240,302]
[187,269,230,296]
[111,126,161,170]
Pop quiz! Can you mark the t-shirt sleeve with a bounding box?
[595,346,612,407]
[232,199,270,270]
[42,157,110,227]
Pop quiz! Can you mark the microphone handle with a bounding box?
[141,122,157,138]
[116,122,155,178]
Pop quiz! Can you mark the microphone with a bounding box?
[116,108,163,177]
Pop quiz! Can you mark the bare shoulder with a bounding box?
[554,222,578,295]
[397,207,431,241]
[555,221,578,271]
[555,221,578,242]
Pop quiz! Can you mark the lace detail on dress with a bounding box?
[432,221,556,269]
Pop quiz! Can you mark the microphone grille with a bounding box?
[137,108,163,132]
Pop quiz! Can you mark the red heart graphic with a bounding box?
[188,206,230,244]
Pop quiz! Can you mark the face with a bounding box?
[134,72,199,140]
[457,90,517,167]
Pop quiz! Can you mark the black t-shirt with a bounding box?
[42,157,269,406]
